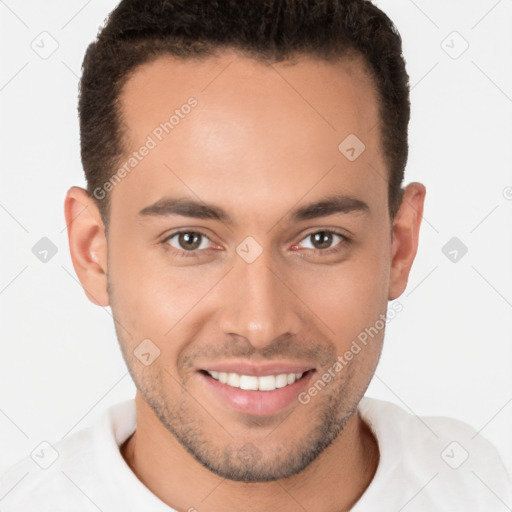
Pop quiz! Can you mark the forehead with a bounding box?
[119,50,379,138]
[112,50,386,221]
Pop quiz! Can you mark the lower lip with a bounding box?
[198,370,315,416]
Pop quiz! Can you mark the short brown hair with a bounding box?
[79,0,410,226]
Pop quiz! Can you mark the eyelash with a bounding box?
[162,229,349,258]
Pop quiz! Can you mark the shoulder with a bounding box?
[0,400,136,511]
[0,427,97,510]
[358,395,507,460]
[354,396,512,511]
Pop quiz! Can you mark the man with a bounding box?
[1,0,510,510]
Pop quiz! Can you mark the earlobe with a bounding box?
[64,186,110,307]
[388,182,426,301]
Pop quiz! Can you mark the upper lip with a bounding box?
[198,361,315,376]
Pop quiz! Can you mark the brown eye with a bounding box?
[299,230,345,251]
[310,231,335,249]
[166,231,211,252]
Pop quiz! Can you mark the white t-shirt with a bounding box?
[1,397,510,511]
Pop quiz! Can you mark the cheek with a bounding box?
[292,239,391,344]
[107,234,177,339]
[107,235,219,354]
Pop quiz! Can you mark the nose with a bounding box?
[217,247,302,350]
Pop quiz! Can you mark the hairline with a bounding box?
[92,47,399,231]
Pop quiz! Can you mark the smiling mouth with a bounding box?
[200,369,312,391]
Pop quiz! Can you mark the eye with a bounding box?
[295,230,347,253]
[162,229,349,259]
[164,230,212,255]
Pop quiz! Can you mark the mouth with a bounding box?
[197,366,316,416]
[200,369,307,391]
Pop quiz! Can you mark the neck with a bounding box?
[121,392,379,512]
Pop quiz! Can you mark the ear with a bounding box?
[64,186,109,306]
[388,182,426,300]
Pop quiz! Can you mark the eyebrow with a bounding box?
[138,194,369,224]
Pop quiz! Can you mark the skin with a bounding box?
[64,49,425,512]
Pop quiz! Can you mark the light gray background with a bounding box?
[1,0,511,482]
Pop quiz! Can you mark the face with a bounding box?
[67,50,424,483]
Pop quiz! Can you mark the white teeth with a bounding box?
[206,371,305,391]
[227,373,240,387]
[258,375,277,391]
[239,375,259,390]
[275,374,288,388]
